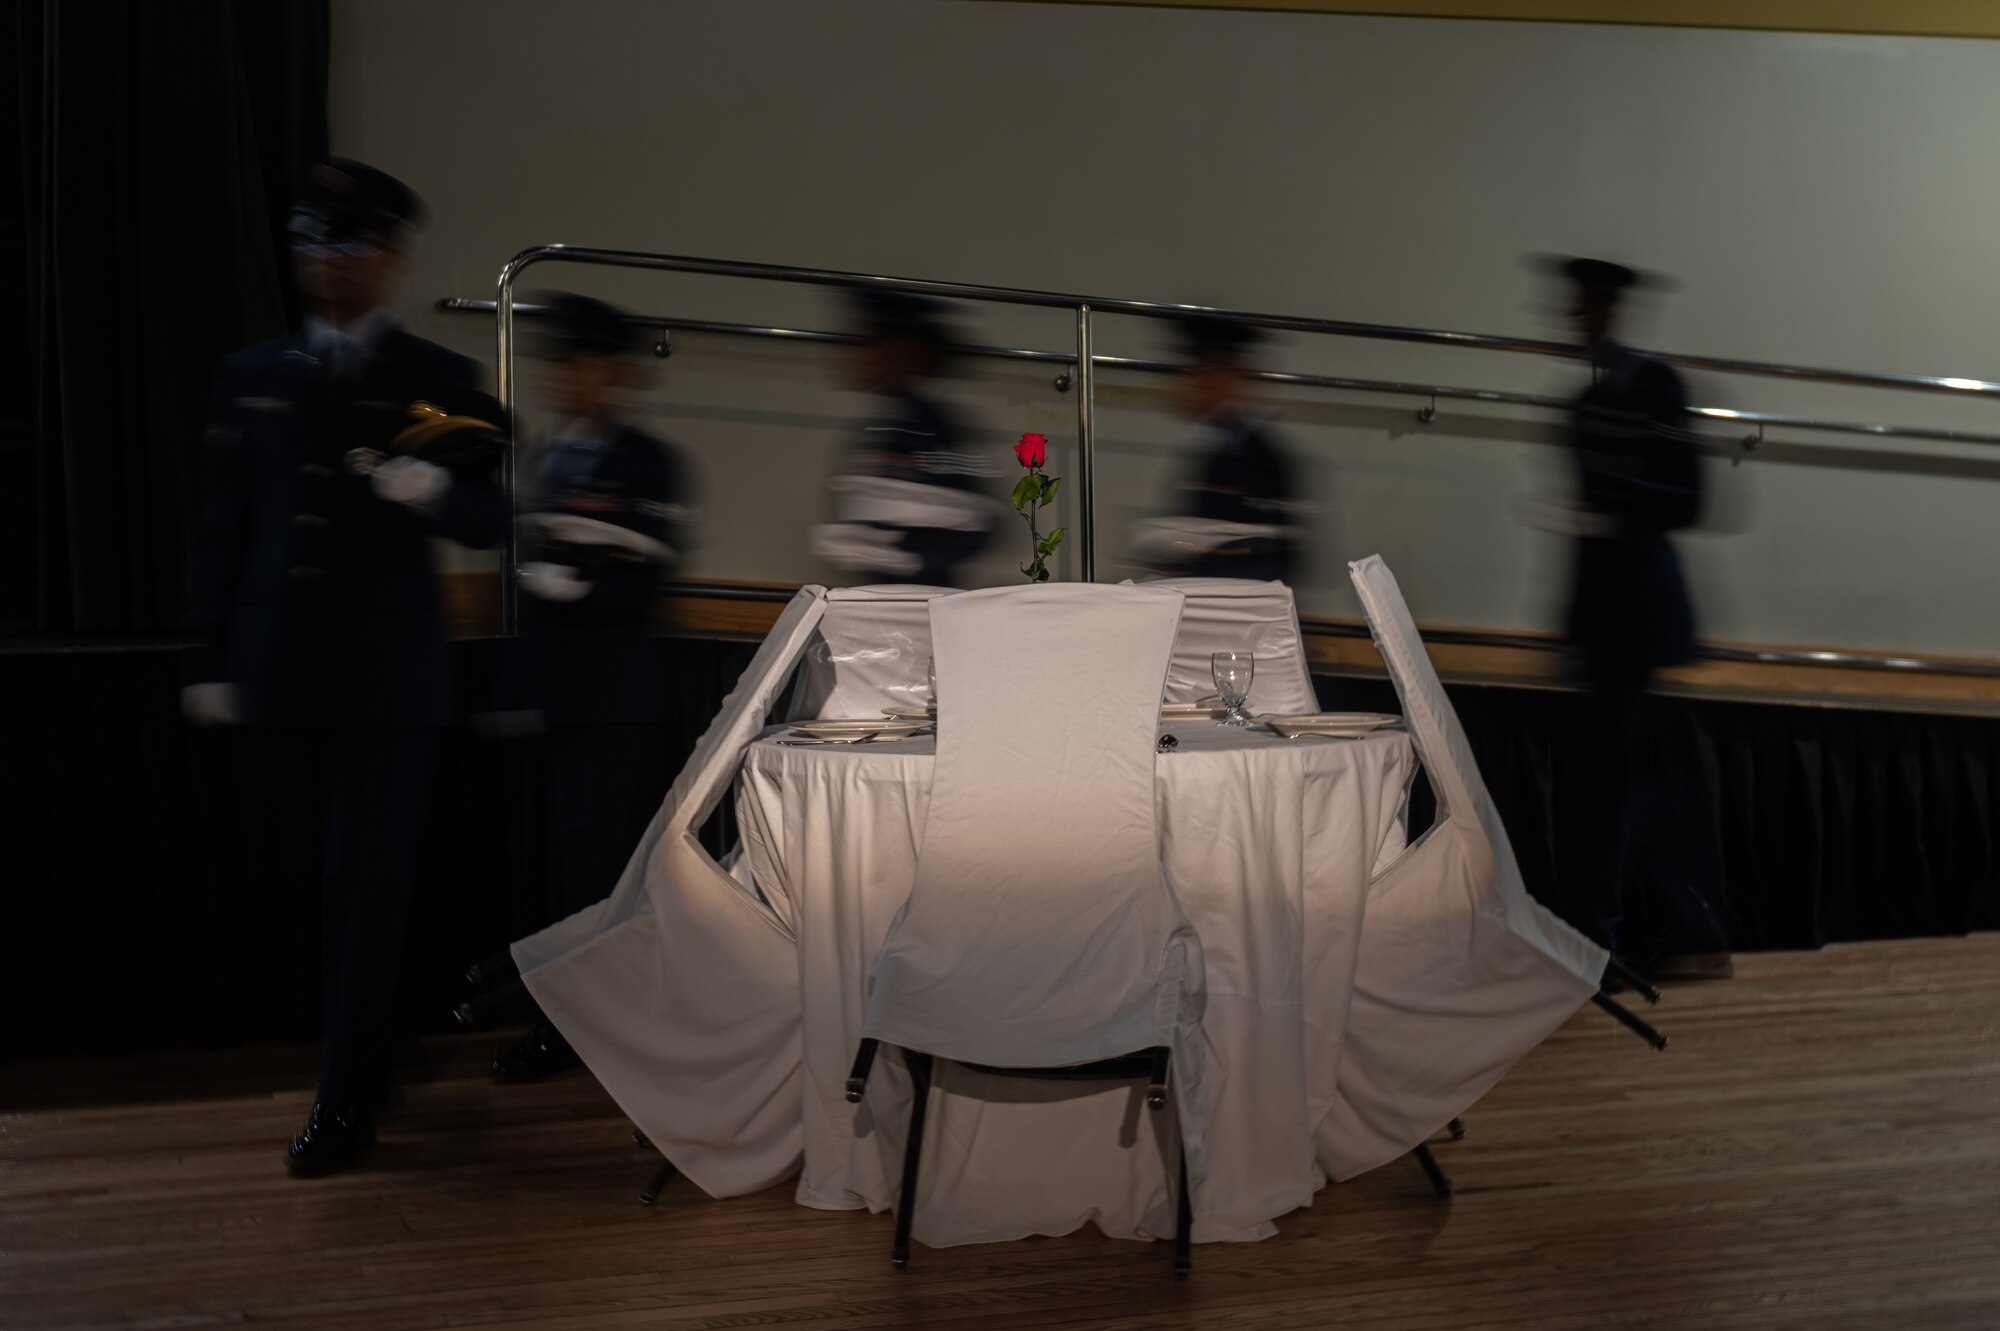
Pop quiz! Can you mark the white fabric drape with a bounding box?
[787,585,952,722]
[863,583,1202,1071]
[789,579,1318,721]
[510,586,830,1198]
[1317,556,1607,1180]
[1137,577,1319,717]
[502,562,1594,1244]
[739,723,1414,1244]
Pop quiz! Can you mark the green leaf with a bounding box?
[1039,527,1066,555]
[1034,564,1051,582]
[1041,475,1061,505]
[1011,476,1040,510]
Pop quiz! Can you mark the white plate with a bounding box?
[788,719,929,741]
[1264,712,1401,739]
[882,705,937,721]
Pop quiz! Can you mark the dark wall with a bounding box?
[2,641,1994,1063]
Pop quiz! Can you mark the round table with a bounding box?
[735,719,1417,1247]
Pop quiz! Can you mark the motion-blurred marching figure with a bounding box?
[181,160,510,1175]
[490,293,689,1082]
[1536,256,1731,979]
[811,291,993,586]
[1132,316,1303,583]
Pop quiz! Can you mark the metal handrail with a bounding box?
[471,243,2000,662]
[439,298,2000,450]
[478,244,2000,399]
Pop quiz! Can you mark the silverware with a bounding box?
[780,726,934,747]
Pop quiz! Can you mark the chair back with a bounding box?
[1140,577,1317,716]
[787,584,955,720]
[863,583,1202,1069]
[1313,557,1604,1181]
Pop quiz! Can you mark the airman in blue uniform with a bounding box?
[182,160,510,1174]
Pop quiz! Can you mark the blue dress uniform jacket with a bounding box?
[1180,410,1299,584]
[1564,341,1702,689]
[1547,341,1727,956]
[516,423,686,920]
[184,328,510,727]
[181,321,511,1118]
[523,423,684,727]
[847,389,989,586]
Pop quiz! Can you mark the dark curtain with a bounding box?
[12,0,328,635]
[2,640,1994,1065]
[0,636,760,1064]
[1323,676,2000,955]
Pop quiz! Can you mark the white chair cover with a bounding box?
[510,586,830,1197]
[863,583,1206,1080]
[786,584,956,721]
[1317,557,1606,1179]
[1139,577,1318,716]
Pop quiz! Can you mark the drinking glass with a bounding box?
[1212,651,1254,727]
[926,656,937,709]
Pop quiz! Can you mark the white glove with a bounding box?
[372,456,450,509]
[181,682,243,727]
[1519,498,1618,538]
[519,561,592,602]
[809,522,922,576]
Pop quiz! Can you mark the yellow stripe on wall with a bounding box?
[1026,1,2000,40]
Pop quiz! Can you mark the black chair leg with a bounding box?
[1173,1144,1193,1275]
[892,1050,932,1268]
[1448,1116,1466,1141]
[464,948,520,992]
[1604,956,1664,1006]
[846,1037,880,1103]
[639,1157,678,1205]
[1146,1045,1171,1109]
[1413,1143,1452,1200]
[450,977,529,1028]
[1593,991,1670,1051]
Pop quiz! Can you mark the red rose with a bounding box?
[1013,432,1048,469]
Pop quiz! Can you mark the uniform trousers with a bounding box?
[265,727,438,1110]
[1549,664,1730,957]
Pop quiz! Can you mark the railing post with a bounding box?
[495,275,520,635]
[1075,304,1095,582]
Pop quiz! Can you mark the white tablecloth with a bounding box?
[736,721,1416,1246]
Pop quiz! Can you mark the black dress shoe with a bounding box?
[286,1100,376,1177]
[491,1020,582,1084]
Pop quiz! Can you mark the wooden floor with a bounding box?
[6,938,1999,1331]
